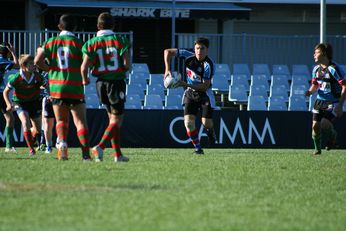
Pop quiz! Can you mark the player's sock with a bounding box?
[98,123,117,150]
[23,130,34,149]
[111,124,121,157]
[40,128,45,146]
[312,133,321,151]
[77,128,90,158]
[56,122,67,143]
[5,126,14,149]
[187,129,202,151]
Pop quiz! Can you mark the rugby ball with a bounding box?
[164,73,181,89]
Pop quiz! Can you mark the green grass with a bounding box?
[0,148,345,231]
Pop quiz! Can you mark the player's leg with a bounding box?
[109,112,128,162]
[3,111,15,152]
[321,117,337,151]
[44,117,54,153]
[184,111,203,154]
[52,103,69,160]
[201,101,217,146]
[17,109,35,155]
[70,102,91,160]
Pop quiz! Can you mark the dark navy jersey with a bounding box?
[312,62,346,102]
[0,55,14,92]
[177,49,214,89]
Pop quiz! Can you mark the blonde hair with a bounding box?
[19,54,34,67]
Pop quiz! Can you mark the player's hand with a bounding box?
[6,104,13,112]
[82,78,90,86]
[305,90,311,97]
[6,42,15,53]
[164,71,172,79]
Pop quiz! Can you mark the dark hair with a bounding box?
[97,12,115,30]
[0,42,8,56]
[315,43,333,60]
[59,14,77,31]
[194,37,209,48]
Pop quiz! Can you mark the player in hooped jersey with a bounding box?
[3,55,44,156]
[305,43,346,155]
[81,12,131,162]
[0,42,18,152]
[164,37,217,154]
[34,14,91,161]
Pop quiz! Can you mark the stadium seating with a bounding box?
[131,63,150,74]
[149,74,164,85]
[212,73,230,92]
[165,94,183,110]
[166,87,185,96]
[249,84,268,99]
[288,95,308,111]
[143,94,164,110]
[126,83,145,100]
[290,84,308,97]
[215,63,231,75]
[233,63,251,77]
[268,96,287,111]
[269,84,289,102]
[231,74,250,89]
[228,84,248,109]
[126,94,142,109]
[272,64,290,76]
[253,64,271,80]
[247,95,267,111]
[271,74,290,89]
[85,93,100,109]
[251,74,270,91]
[292,64,310,76]
[291,74,310,88]
[308,93,317,111]
[146,83,165,99]
[128,72,149,86]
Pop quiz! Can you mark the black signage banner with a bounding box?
[1,109,345,149]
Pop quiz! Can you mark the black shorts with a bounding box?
[14,99,42,119]
[96,79,126,115]
[51,98,85,107]
[0,93,7,113]
[42,96,55,118]
[312,99,337,122]
[183,89,213,118]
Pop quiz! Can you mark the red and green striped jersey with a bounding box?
[82,32,130,81]
[7,71,44,102]
[43,32,85,100]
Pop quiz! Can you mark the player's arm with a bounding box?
[164,48,177,77]
[34,47,49,72]
[333,81,346,117]
[122,50,131,71]
[80,55,92,85]
[3,86,13,112]
[178,79,211,92]
[6,43,19,67]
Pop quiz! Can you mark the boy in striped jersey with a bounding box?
[81,12,131,162]
[305,43,346,155]
[3,55,44,156]
[0,42,18,152]
[34,14,91,161]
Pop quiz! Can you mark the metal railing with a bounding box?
[176,33,346,71]
[0,30,133,62]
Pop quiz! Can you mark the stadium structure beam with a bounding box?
[320,0,326,43]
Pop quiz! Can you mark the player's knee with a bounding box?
[184,119,195,131]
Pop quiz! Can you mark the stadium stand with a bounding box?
[143,94,164,110]
[231,74,250,89]
[292,64,310,76]
[126,94,143,109]
[215,63,231,75]
[146,83,165,99]
[247,95,267,111]
[288,95,308,111]
[166,87,185,96]
[126,83,145,100]
[233,63,251,78]
[131,63,150,74]
[268,96,287,111]
[228,84,248,110]
[128,72,149,86]
[270,74,290,90]
[269,84,289,102]
[149,74,164,85]
[272,64,290,80]
[249,84,268,99]
[253,63,271,80]
[165,94,183,110]
[85,93,100,109]
[251,74,270,92]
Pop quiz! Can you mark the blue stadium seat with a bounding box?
[166,87,185,96]
[291,74,310,88]
[165,94,183,110]
[146,83,165,99]
[212,73,230,93]
[149,74,164,85]
[251,74,269,92]
[228,84,248,109]
[253,64,271,80]
[85,93,100,109]
[128,72,149,86]
[272,64,290,76]
[268,96,287,111]
[247,95,267,111]
[288,95,308,111]
[231,74,250,89]
[290,84,308,97]
[126,94,142,109]
[249,84,268,99]
[131,63,150,74]
[126,83,145,100]
[233,63,251,76]
[143,94,163,110]
[215,63,231,75]
[270,74,290,89]
[269,84,289,101]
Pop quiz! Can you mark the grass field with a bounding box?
[0,148,345,231]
